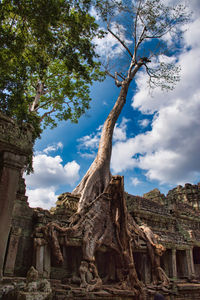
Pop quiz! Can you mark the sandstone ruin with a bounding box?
[1,113,200,300]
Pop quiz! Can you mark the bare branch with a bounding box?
[105,70,115,80]
[127,58,136,78]
[107,26,133,58]
[117,72,126,80]
[137,25,147,48]
[133,0,143,59]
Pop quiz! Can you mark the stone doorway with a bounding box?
[160,249,173,278]
[176,250,188,279]
[133,252,151,284]
[193,247,200,279]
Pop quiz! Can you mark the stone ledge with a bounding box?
[177,283,200,290]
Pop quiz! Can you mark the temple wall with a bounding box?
[1,111,200,299]
[0,113,33,279]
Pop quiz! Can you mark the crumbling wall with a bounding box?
[0,112,33,278]
[6,177,34,277]
[167,183,200,210]
[1,112,200,299]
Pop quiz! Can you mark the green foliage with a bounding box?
[0,0,104,132]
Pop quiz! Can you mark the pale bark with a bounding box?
[38,58,150,296]
[73,59,146,213]
[29,82,45,112]
[73,79,131,212]
[140,224,170,287]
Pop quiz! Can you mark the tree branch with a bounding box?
[129,57,151,80]
[29,82,46,112]
[34,98,53,111]
[136,25,147,49]
[107,26,133,58]
[127,59,136,78]
[106,70,124,83]
[105,70,115,80]
[114,72,123,87]
[40,107,56,122]
[133,0,143,59]
[117,72,126,80]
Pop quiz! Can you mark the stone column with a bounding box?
[0,151,26,279]
[172,249,177,279]
[186,248,195,279]
[43,245,51,278]
[34,238,51,278]
[189,248,195,276]
[4,227,22,276]
[36,243,44,276]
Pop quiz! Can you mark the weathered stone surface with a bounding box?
[26,267,39,284]
[4,227,22,276]
[0,112,33,155]
[4,267,52,300]
[143,188,166,205]
[50,193,79,220]
[1,111,200,299]
[0,113,33,279]
[167,183,200,211]
[15,291,52,300]
[10,177,34,277]
[0,152,27,278]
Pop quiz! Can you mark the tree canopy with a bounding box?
[0,0,104,135]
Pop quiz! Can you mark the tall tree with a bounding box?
[39,1,191,296]
[73,0,190,212]
[0,0,103,133]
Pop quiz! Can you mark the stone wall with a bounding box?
[1,112,200,299]
[0,112,33,154]
[167,183,200,210]
[0,113,33,279]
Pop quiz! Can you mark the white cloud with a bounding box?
[43,142,63,154]
[113,117,129,141]
[78,125,102,157]
[25,153,80,209]
[78,132,101,150]
[79,152,96,159]
[183,18,200,48]
[111,14,200,185]
[111,137,139,172]
[26,187,58,210]
[25,155,80,188]
[131,177,141,186]
[139,119,150,128]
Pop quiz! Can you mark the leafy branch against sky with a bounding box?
[26,0,200,209]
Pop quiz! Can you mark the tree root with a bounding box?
[140,224,170,287]
[36,176,170,298]
[79,260,102,291]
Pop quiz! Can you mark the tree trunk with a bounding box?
[41,175,145,298]
[73,79,131,212]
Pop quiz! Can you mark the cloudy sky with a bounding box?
[25,0,200,209]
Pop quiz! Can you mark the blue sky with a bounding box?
[24,0,200,209]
